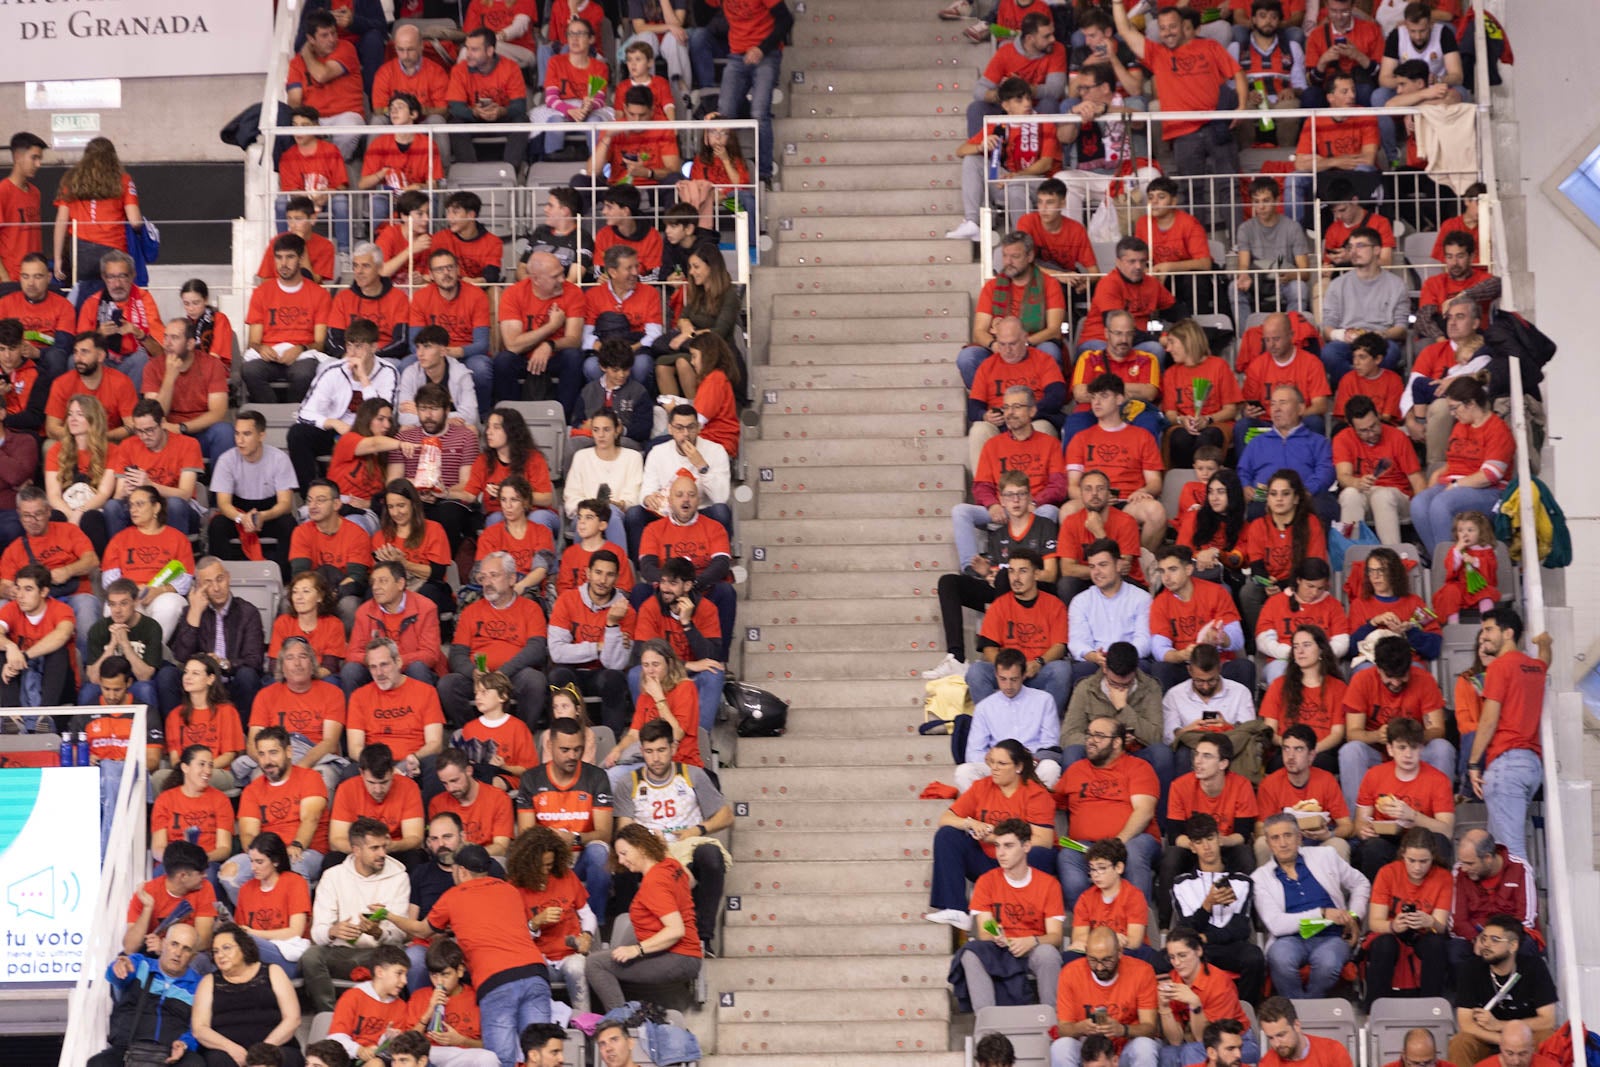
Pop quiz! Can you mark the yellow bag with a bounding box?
[923,674,973,731]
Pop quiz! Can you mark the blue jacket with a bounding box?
[1238,424,1334,497]
[105,954,201,1052]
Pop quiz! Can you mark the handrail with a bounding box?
[58,704,153,1067]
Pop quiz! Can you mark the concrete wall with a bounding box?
[1,75,263,164]
[1510,1,1600,648]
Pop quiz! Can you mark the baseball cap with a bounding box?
[455,844,493,874]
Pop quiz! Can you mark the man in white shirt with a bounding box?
[625,402,732,557]
[1068,539,1152,688]
[1162,644,1265,779]
[957,648,1064,791]
[298,816,412,1012]
[288,317,401,491]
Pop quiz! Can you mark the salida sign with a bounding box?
[0,0,273,82]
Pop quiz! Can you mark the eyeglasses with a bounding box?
[1476,932,1515,944]
[1085,730,1120,741]
[103,272,132,281]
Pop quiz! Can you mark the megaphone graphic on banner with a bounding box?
[8,867,79,920]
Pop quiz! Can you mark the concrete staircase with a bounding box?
[692,2,979,1062]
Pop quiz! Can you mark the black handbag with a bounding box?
[726,680,788,738]
[123,970,174,1067]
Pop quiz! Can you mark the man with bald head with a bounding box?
[1475,1022,1561,1067]
[967,317,1067,472]
[1236,312,1331,453]
[93,924,203,1067]
[372,23,450,123]
[1050,925,1160,1067]
[494,250,587,412]
[1382,1029,1449,1067]
[636,474,735,657]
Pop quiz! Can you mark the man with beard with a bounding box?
[1150,546,1253,693]
[402,810,502,990]
[635,476,735,650]
[44,330,138,441]
[438,551,549,728]
[300,817,412,1013]
[242,234,334,404]
[516,717,617,924]
[1417,232,1499,340]
[1053,469,1144,603]
[1054,714,1162,904]
[344,560,447,691]
[1258,996,1354,1067]
[630,556,724,730]
[0,486,98,664]
[329,744,426,869]
[955,386,1069,591]
[76,249,162,391]
[959,232,1067,387]
[966,550,1071,710]
[387,383,480,554]
[1062,375,1169,550]
[347,636,447,780]
[241,636,347,794]
[629,402,734,555]
[429,747,515,855]
[1048,925,1159,1067]
[0,252,75,384]
[1448,917,1558,1067]
[408,249,492,418]
[142,318,231,462]
[222,725,330,895]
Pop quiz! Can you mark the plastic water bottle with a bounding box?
[77,732,90,767]
[1252,79,1275,133]
[59,734,75,767]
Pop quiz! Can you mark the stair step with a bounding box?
[735,829,938,863]
[783,44,973,72]
[760,387,961,415]
[727,859,932,897]
[706,954,949,993]
[776,238,975,268]
[776,213,968,242]
[759,363,964,390]
[790,20,980,46]
[753,262,973,293]
[778,706,930,739]
[790,69,976,95]
[748,572,944,601]
[777,137,966,166]
[755,489,963,520]
[787,92,975,121]
[750,678,929,709]
[746,597,945,625]
[735,736,946,768]
[753,463,966,495]
[757,411,965,439]
[777,115,967,144]
[718,988,951,1024]
[768,317,966,345]
[722,764,933,802]
[704,1056,965,1067]
[796,0,968,17]
[747,537,957,568]
[741,517,956,546]
[738,800,946,833]
[771,291,969,319]
[766,188,964,218]
[746,649,943,682]
[781,162,960,192]
[719,923,949,959]
[767,341,956,366]
[742,621,944,652]
[717,1020,949,1055]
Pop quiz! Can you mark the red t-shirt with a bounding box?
[235,872,312,933]
[1056,956,1158,1052]
[978,591,1069,662]
[0,597,75,661]
[630,681,703,766]
[1296,115,1380,161]
[1304,18,1386,76]
[1149,579,1240,659]
[475,519,557,578]
[1333,368,1404,422]
[633,594,722,665]
[409,283,491,347]
[103,524,195,587]
[982,39,1069,90]
[630,857,702,958]
[45,366,139,427]
[1432,217,1476,263]
[517,870,588,961]
[372,56,451,111]
[1260,676,1350,744]
[556,542,635,594]
[239,765,331,853]
[327,432,390,503]
[1072,881,1150,936]
[695,369,740,455]
[0,290,74,343]
[0,523,94,595]
[372,522,451,576]
[952,777,1056,859]
[428,875,548,980]
[248,679,347,740]
[1262,1033,1354,1067]
[1064,423,1163,496]
[1054,507,1146,586]
[278,140,349,196]
[290,518,373,571]
[115,431,206,491]
[1133,211,1212,267]
[1341,665,1443,732]
[1055,754,1161,841]
[1161,356,1243,421]
[1371,861,1452,917]
[1255,590,1348,644]
[258,232,337,282]
[55,173,139,250]
[1324,209,1395,262]
[329,986,411,1049]
[963,118,1062,174]
[1242,351,1332,405]
[1242,516,1329,583]
[266,616,348,666]
[1082,272,1176,343]
[1357,761,1454,823]
[638,513,731,573]
[549,590,636,669]
[128,875,217,929]
[407,984,484,1044]
[362,135,445,190]
[429,785,516,847]
[1331,423,1419,494]
[1017,212,1097,272]
[446,54,527,109]
[465,0,538,49]
[977,270,1067,322]
[1170,961,1249,1028]
[331,773,425,841]
[584,278,663,332]
[714,0,785,53]
[601,128,684,187]
[456,595,548,672]
[498,281,586,348]
[613,75,675,120]
[432,227,505,281]
[150,786,236,854]
[457,714,538,790]
[1442,415,1515,487]
[1167,772,1258,836]
[1482,650,1546,762]
[976,430,1066,500]
[246,279,332,347]
[0,178,41,278]
[463,454,555,516]
[347,677,446,761]
[541,51,609,101]
[287,39,365,116]
[1139,38,1240,140]
[970,867,1065,938]
[1257,766,1350,822]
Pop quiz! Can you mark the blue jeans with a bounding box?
[194,422,236,463]
[1338,739,1458,814]
[107,350,151,401]
[1057,828,1161,907]
[250,934,302,979]
[688,25,728,91]
[1266,931,1349,997]
[1410,484,1504,563]
[478,974,553,1067]
[574,840,613,926]
[1320,338,1403,387]
[951,502,1061,573]
[492,346,586,414]
[965,658,1072,710]
[929,824,1056,911]
[1483,747,1543,860]
[719,49,782,180]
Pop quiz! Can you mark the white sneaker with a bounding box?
[921,652,965,679]
[923,908,972,930]
[945,219,981,241]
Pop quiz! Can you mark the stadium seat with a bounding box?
[446,162,518,234]
[250,403,301,453]
[1340,543,1428,605]
[503,399,569,475]
[1404,231,1441,274]
[1241,1001,1259,1047]
[972,1004,1054,1067]
[563,1028,588,1067]
[307,1011,333,1045]
[1161,468,1198,519]
[223,560,286,637]
[1289,998,1360,1063]
[1367,996,1455,1067]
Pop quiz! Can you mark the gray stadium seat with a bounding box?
[502,399,568,476]
[446,161,518,234]
[222,560,285,637]
[563,1029,588,1067]
[1367,996,1455,1067]
[973,1004,1054,1067]
[1289,998,1360,1063]
[1340,543,1428,606]
[1161,468,1198,519]
[249,403,301,453]
[1404,231,1441,271]
[307,1010,333,1045]
[1242,1000,1260,1047]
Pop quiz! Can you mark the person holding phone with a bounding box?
[1169,813,1265,1005]
[1050,925,1160,1067]
[1333,395,1425,546]
[1361,826,1451,1010]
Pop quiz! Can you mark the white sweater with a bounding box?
[562,447,644,515]
[308,855,411,946]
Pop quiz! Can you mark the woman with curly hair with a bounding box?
[585,823,701,1010]
[51,136,145,289]
[1347,546,1441,663]
[1261,624,1347,774]
[455,406,560,542]
[505,824,594,1012]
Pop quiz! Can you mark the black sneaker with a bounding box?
[702,940,718,959]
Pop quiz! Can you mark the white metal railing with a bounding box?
[57,704,152,1067]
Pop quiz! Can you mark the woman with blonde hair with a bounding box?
[51,136,145,289]
[44,394,116,553]
[1160,318,1242,470]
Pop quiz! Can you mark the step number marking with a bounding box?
[727,895,742,911]
[734,801,750,816]
[792,70,805,84]
[779,217,794,231]
[751,546,766,562]
[719,992,736,1007]
[785,141,797,155]
[759,467,774,482]
[764,389,778,404]
[746,626,761,642]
